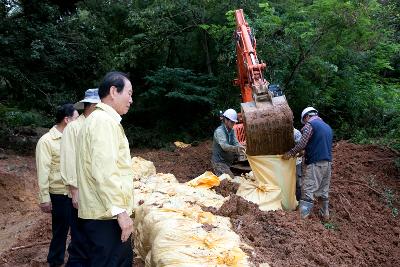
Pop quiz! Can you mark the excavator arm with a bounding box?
[234,9,270,103]
[233,9,294,156]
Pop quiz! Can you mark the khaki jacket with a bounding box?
[77,102,134,220]
[60,114,85,188]
[36,126,68,203]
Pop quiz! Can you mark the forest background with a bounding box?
[1,0,399,150]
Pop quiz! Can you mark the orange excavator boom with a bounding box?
[233,9,294,156]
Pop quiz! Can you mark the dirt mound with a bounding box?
[0,140,399,266]
[214,179,239,197]
[210,141,400,267]
[131,141,213,182]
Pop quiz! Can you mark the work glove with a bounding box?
[236,146,246,155]
[282,152,292,160]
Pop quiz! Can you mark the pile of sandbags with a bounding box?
[131,157,252,266]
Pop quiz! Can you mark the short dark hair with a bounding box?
[98,71,130,99]
[55,103,76,123]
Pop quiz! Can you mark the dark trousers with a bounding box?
[296,163,302,201]
[48,194,89,267]
[66,207,89,267]
[81,219,133,267]
[47,194,72,266]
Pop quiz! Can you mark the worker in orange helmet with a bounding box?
[211,108,245,177]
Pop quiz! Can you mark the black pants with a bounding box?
[47,194,89,267]
[47,194,72,266]
[296,163,302,201]
[66,207,89,267]
[81,219,133,267]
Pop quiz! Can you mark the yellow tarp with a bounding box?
[247,155,297,211]
[174,141,191,148]
[236,180,282,211]
[187,171,221,188]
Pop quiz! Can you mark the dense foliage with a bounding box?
[1,0,399,148]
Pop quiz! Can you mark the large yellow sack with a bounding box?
[187,171,221,188]
[174,141,191,148]
[131,156,157,180]
[152,183,226,209]
[134,203,233,261]
[247,155,297,211]
[236,180,282,211]
[149,224,249,267]
[132,173,180,210]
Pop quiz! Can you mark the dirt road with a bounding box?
[0,141,399,266]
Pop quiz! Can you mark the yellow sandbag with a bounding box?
[174,141,191,148]
[154,183,226,209]
[147,173,178,183]
[159,208,216,224]
[187,171,221,188]
[236,180,282,211]
[247,155,297,211]
[131,156,157,180]
[149,225,250,267]
[216,247,249,266]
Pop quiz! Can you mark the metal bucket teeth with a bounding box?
[242,96,294,156]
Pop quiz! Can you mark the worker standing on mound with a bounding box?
[283,107,333,220]
[211,108,245,177]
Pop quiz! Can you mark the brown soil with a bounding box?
[0,140,399,266]
[131,141,213,183]
[214,179,240,197]
[213,141,400,266]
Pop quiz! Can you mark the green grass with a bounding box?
[323,221,338,230]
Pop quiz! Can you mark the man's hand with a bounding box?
[296,150,305,157]
[70,186,79,209]
[237,146,246,155]
[39,202,52,213]
[117,211,133,242]
[282,152,292,160]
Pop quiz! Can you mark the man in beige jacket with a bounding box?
[60,88,100,266]
[76,71,134,266]
[36,103,78,267]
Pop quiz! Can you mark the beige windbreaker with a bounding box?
[36,126,68,203]
[76,102,134,220]
[60,114,85,188]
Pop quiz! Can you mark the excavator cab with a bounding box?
[234,9,294,156]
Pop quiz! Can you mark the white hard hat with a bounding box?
[301,107,318,124]
[222,108,238,122]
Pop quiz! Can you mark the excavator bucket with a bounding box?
[242,95,294,156]
[233,8,294,155]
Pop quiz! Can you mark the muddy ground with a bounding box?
[0,140,399,266]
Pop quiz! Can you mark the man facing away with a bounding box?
[60,88,100,266]
[211,108,245,177]
[36,104,79,267]
[283,107,333,220]
[76,71,134,267]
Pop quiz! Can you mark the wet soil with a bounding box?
[212,141,400,266]
[214,179,240,197]
[0,140,399,266]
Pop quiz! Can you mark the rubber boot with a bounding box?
[319,199,329,221]
[299,200,313,219]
